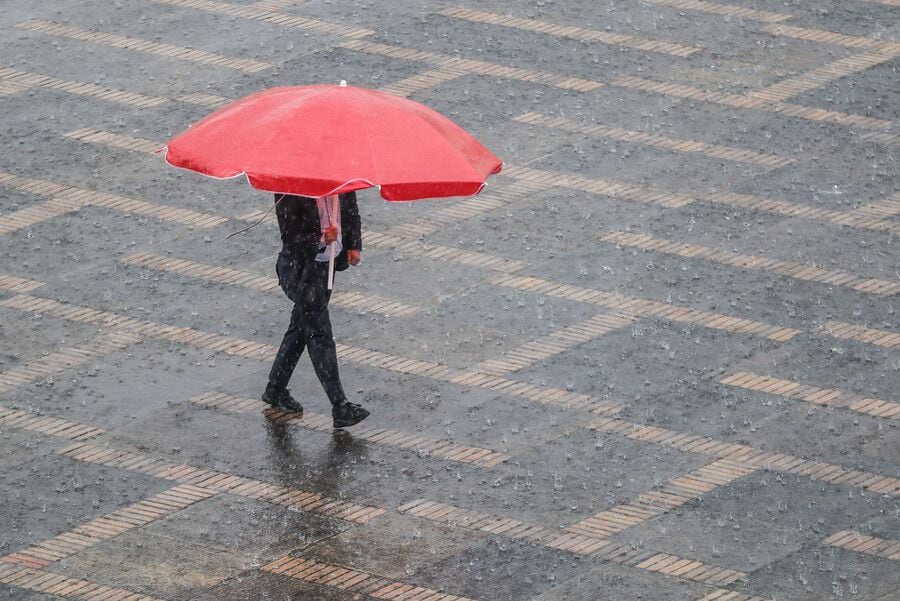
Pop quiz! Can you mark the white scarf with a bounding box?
[315,195,342,262]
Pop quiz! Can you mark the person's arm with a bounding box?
[342,191,362,265]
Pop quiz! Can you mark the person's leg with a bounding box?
[263,303,305,411]
[300,263,369,427]
[267,303,306,390]
[299,263,346,404]
[264,248,307,409]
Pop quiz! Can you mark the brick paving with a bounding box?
[0,0,897,599]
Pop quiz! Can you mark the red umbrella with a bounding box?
[163,82,502,288]
[163,83,502,201]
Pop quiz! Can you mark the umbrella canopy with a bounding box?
[163,83,502,200]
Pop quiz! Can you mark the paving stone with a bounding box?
[143,493,349,562]
[54,530,248,598]
[0,454,170,556]
[521,323,766,410]
[503,430,711,525]
[412,538,590,600]
[742,543,900,600]
[2,339,261,431]
[302,511,480,581]
[683,472,899,537]
[618,508,804,573]
[0,426,60,471]
[0,584,60,600]
[0,307,100,370]
[531,560,707,600]
[186,570,362,601]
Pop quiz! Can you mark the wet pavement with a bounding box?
[0,0,898,599]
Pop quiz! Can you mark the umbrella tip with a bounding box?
[339,80,347,87]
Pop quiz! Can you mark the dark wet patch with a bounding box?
[143,493,348,563]
[413,538,590,600]
[300,511,480,581]
[532,560,708,600]
[53,530,248,599]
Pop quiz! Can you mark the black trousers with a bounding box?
[268,246,346,405]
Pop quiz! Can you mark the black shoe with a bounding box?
[262,386,303,413]
[332,401,369,428]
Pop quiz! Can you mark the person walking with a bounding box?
[262,192,370,428]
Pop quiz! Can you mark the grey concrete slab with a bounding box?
[207,356,592,453]
[274,373,583,454]
[108,399,606,527]
[619,509,806,574]
[340,280,605,369]
[302,511,480,581]
[0,306,103,370]
[412,538,591,601]
[503,429,712,523]
[711,398,900,475]
[742,543,900,600]
[791,57,900,123]
[677,471,899,538]
[616,204,899,277]
[0,426,62,472]
[143,493,348,563]
[2,339,261,431]
[0,454,170,557]
[185,570,357,601]
[515,323,767,412]
[743,0,899,38]
[721,342,898,414]
[277,46,433,90]
[54,530,248,598]
[591,246,891,328]
[0,188,46,215]
[337,248,498,309]
[0,584,61,601]
[533,560,708,600]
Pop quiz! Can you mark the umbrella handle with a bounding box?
[327,194,338,290]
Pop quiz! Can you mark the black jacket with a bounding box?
[275,192,362,271]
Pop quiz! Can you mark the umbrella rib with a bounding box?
[380,91,488,188]
[347,87,384,193]
[252,86,335,188]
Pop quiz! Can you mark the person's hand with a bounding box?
[348,249,361,266]
[323,225,339,244]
